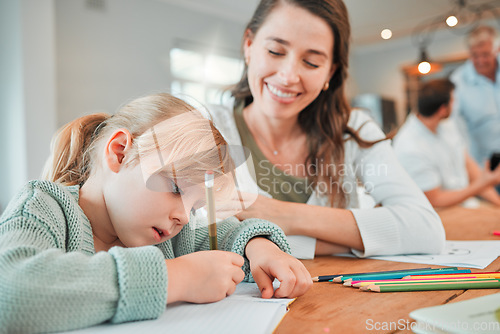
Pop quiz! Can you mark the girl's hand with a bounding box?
[166,251,245,304]
[245,237,312,299]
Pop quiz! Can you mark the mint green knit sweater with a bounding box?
[0,181,290,333]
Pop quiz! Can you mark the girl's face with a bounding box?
[244,3,336,120]
[102,160,203,248]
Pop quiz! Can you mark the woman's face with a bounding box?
[102,160,204,248]
[244,3,336,120]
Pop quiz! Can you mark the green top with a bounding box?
[0,180,290,333]
[233,103,312,203]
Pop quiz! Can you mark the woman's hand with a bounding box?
[166,251,245,304]
[245,237,312,299]
[234,195,295,234]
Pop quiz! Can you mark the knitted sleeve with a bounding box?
[193,217,291,282]
[0,188,167,332]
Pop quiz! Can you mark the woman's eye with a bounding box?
[268,49,284,56]
[304,60,319,68]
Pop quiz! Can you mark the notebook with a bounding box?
[410,293,500,333]
[63,281,294,334]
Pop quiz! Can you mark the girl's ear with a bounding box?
[104,129,133,173]
[243,29,254,65]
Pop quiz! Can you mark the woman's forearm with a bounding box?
[280,201,364,251]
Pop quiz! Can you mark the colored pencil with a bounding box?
[341,268,469,283]
[330,267,450,283]
[354,278,497,288]
[205,171,217,250]
[347,277,497,287]
[403,272,500,279]
[312,267,432,282]
[493,230,500,236]
[361,280,500,292]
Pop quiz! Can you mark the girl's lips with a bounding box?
[153,226,171,242]
[152,227,162,242]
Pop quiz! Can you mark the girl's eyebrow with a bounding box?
[265,36,328,58]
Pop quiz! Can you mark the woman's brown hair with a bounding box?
[231,0,388,207]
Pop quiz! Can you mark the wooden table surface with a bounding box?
[275,205,500,334]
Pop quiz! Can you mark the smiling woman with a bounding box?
[207,0,446,259]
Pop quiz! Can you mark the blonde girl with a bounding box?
[0,93,311,333]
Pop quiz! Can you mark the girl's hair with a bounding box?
[43,93,233,194]
[231,0,387,207]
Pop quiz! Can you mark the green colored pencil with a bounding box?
[362,280,500,292]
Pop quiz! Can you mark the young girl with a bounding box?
[0,93,311,333]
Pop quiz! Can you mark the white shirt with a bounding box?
[208,101,445,258]
[393,113,469,192]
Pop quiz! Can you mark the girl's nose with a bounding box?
[170,199,190,226]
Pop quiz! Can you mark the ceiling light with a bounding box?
[381,29,392,40]
[418,61,431,74]
[446,15,458,27]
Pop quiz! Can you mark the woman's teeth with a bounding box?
[267,84,296,98]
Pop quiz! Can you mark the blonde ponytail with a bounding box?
[42,113,110,186]
[42,93,232,193]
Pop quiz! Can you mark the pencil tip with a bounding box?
[312,277,318,282]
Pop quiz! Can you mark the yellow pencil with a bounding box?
[205,171,217,250]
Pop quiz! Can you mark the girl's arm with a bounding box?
[0,182,167,333]
[0,217,167,332]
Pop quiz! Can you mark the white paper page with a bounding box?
[410,293,500,334]
[63,282,293,334]
[335,240,500,269]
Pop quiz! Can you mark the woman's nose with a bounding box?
[278,57,300,85]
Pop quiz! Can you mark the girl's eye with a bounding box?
[268,49,284,56]
[304,60,319,68]
[171,180,183,195]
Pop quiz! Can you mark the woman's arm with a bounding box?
[237,114,445,257]
[237,197,364,251]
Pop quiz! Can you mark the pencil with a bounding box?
[341,268,469,283]
[327,267,434,283]
[312,268,432,282]
[403,272,500,279]
[354,278,497,288]
[347,276,495,287]
[361,280,500,292]
[205,171,217,250]
[493,231,500,236]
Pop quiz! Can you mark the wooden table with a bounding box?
[275,205,500,333]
